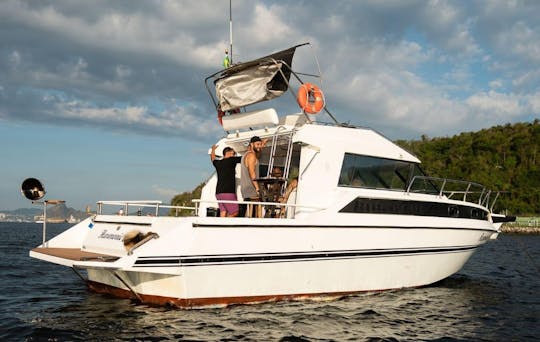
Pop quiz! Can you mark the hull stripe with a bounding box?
[133,245,478,267]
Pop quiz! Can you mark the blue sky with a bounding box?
[1,0,539,210]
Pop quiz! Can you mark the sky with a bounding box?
[1,0,539,211]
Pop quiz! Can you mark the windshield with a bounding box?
[338,153,438,193]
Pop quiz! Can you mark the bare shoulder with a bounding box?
[245,151,256,163]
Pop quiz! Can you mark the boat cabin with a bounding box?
[198,107,431,219]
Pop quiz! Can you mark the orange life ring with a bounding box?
[297,83,325,114]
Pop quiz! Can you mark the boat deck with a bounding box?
[31,247,119,262]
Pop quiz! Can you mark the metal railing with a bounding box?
[96,200,196,217]
[95,199,325,218]
[406,176,501,210]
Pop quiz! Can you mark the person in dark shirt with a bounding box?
[211,145,242,217]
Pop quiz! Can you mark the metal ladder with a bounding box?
[266,128,294,193]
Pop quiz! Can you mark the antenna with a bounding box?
[229,0,233,64]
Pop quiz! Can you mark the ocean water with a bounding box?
[0,222,538,341]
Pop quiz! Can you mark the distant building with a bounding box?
[0,213,6,220]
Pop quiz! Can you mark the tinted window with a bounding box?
[407,163,439,193]
[338,154,414,190]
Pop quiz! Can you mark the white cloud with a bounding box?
[496,21,540,63]
[9,50,21,68]
[152,184,180,200]
[115,65,132,79]
[489,79,503,89]
[0,0,538,141]
[1,0,228,68]
[466,90,522,119]
[528,92,540,113]
[420,0,480,56]
[448,26,480,56]
[512,69,540,90]
[51,99,221,138]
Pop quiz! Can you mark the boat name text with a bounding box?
[98,229,123,241]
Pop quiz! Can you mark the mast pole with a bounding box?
[229,0,233,64]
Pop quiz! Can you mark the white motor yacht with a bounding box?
[29,44,514,308]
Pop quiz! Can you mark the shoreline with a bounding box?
[500,225,540,234]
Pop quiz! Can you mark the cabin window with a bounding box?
[407,162,439,194]
[338,153,420,191]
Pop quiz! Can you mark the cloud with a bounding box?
[496,21,540,64]
[465,90,537,124]
[0,0,232,140]
[50,97,222,138]
[152,184,180,200]
[0,0,538,142]
[489,79,503,89]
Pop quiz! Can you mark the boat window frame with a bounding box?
[337,153,433,192]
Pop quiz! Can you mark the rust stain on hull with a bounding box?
[86,280,390,308]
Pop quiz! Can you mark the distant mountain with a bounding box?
[45,203,89,220]
[1,203,89,222]
[9,208,42,216]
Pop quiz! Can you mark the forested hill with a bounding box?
[395,120,540,215]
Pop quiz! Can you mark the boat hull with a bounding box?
[84,247,476,308]
[30,213,498,308]
[58,214,494,308]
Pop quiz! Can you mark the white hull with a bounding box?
[85,248,476,307]
[31,213,496,308]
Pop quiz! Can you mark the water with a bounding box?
[1,222,538,341]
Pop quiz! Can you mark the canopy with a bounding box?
[214,44,304,111]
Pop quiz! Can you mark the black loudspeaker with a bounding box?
[21,178,46,201]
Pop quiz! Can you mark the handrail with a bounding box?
[490,192,500,212]
[407,175,490,207]
[414,177,507,213]
[94,198,325,218]
[127,232,159,255]
[96,200,196,216]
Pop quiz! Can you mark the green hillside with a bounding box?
[396,120,540,215]
[170,182,205,216]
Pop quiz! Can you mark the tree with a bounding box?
[169,182,205,216]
